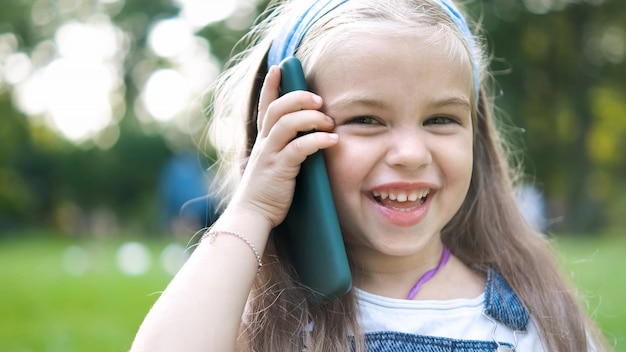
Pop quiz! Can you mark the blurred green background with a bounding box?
[0,0,624,351]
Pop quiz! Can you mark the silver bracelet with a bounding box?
[201,230,262,273]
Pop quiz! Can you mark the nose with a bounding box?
[385,128,432,170]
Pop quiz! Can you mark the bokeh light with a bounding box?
[11,16,125,143]
[7,0,234,147]
[160,243,189,276]
[148,18,195,59]
[175,0,237,29]
[62,245,91,276]
[142,69,191,122]
[116,242,151,276]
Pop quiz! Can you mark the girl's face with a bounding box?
[311,33,474,263]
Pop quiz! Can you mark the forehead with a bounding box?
[308,31,473,95]
[302,17,472,75]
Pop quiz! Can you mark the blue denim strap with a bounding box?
[484,270,530,332]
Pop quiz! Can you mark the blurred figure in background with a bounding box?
[159,151,218,235]
[517,183,548,232]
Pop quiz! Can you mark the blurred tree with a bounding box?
[0,0,181,234]
[468,0,626,234]
[0,94,33,228]
[0,0,266,235]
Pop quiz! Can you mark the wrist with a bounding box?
[201,230,263,274]
[210,203,273,251]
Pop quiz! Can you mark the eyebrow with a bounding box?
[326,95,390,112]
[327,95,471,112]
[426,96,472,112]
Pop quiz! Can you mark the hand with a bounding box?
[228,65,338,229]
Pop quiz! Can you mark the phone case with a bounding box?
[278,56,352,301]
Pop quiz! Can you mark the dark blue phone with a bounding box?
[278,56,352,301]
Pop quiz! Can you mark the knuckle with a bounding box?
[264,99,280,117]
[290,137,307,156]
[289,132,324,159]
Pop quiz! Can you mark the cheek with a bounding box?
[323,146,364,244]
[444,141,473,193]
[323,142,372,215]
[324,145,354,193]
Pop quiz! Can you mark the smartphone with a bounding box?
[277,56,352,301]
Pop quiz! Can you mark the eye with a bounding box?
[424,116,457,125]
[347,116,381,125]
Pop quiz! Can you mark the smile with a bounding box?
[369,187,433,227]
[372,188,430,204]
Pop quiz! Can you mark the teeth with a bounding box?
[373,188,430,202]
[373,191,387,200]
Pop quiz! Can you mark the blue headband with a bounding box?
[267,0,480,97]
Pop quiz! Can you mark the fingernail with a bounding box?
[312,94,322,105]
[328,133,339,141]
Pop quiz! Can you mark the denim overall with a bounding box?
[354,271,530,352]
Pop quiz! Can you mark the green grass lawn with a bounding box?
[0,235,185,352]
[554,235,626,351]
[0,234,623,351]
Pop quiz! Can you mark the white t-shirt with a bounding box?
[356,288,545,351]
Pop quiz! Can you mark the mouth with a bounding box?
[372,188,431,209]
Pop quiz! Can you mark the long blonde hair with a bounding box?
[206,0,610,351]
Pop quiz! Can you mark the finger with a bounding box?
[260,91,324,138]
[257,65,280,133]
[282,132,339,167]
[265,110,335,151]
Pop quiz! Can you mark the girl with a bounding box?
[131,0,610,351]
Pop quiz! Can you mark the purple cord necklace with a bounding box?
[407,246,451,300]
